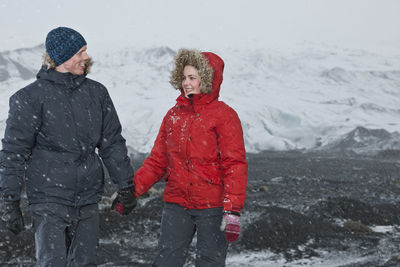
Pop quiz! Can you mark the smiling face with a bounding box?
[55,45,90,75]
[182,65,201,98]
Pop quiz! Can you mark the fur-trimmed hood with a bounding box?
[170,49,224,102]
[42,51,92,75]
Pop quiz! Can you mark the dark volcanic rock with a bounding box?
[240,206,346,251]
[383,254,400,267]
[1,151,400,266]
[236,205,382,261]
[306,197,400,225]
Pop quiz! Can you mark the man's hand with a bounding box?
[1,201,24,235]
[111,186,137,215]
[220,212,241,242]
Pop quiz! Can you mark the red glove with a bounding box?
[220,213,241,242]
[113,202,125,214]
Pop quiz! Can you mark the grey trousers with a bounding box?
[29,203,99,267]
[153,203,228,267]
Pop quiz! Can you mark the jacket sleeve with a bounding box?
[98,90,133,189]
[0,90,41,201]
[133,114,169,198]
[216,107,248,213]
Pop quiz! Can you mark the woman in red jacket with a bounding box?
[133,49,248,266]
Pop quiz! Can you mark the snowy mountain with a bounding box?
[0,44,399,154]
[317,126,400,155]
[0,45,44,81]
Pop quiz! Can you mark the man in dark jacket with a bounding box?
[0,27,136,266]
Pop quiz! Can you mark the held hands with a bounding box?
[111,186,137,215]
[1,201,25,235]
[220,212,241,242]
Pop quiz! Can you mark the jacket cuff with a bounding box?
[223,210,240,216]
[223,198,242,213]
[118,179,134,190]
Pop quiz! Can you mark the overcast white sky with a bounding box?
[0,0,399,52]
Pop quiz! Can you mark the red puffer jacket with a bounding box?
[133,52,248,212]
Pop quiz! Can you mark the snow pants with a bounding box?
[29,203,99,267]
[153,203,228,267]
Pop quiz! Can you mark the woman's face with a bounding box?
[182,65,201,98]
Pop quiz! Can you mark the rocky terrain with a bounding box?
[1,150,400,266]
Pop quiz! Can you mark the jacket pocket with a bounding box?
[26,158,48,193]
[196,166,223,185]
[201,175,222,185]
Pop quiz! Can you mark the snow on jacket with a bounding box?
[0,65,133,206]
[134,51,248,213]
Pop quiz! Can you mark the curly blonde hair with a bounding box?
[42,52,92,74]
[170,49,214,94]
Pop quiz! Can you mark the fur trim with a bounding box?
[170,49,213,94]
[42,52,92,75]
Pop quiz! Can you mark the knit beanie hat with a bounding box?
[45,27,87,66]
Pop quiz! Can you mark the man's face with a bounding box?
[56,45,90,75]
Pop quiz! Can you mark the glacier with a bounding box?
[0,43,399,154]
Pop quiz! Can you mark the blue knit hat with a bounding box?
[45,27,87,66]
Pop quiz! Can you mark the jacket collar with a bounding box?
[36,65,86,90]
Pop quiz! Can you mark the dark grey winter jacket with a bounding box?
[0,66,133,206]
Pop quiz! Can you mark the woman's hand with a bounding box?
[220,212,241,242]
[111,185,137,215]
